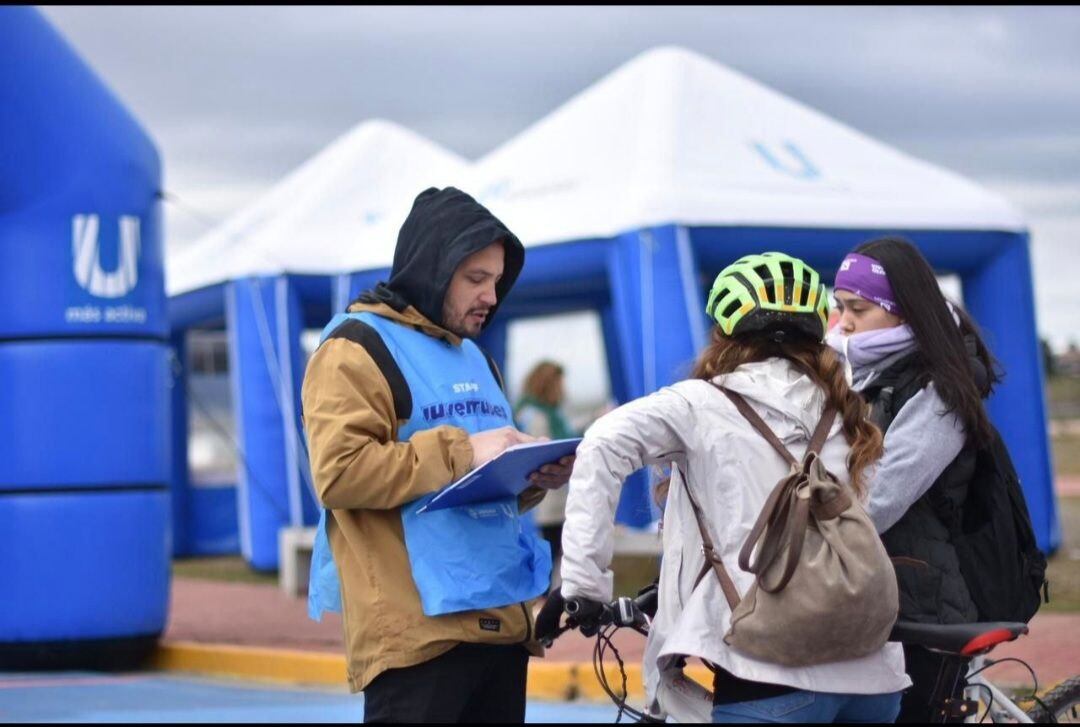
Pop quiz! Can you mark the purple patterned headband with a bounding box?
[834,253,902,315]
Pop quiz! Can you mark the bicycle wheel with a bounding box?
[1026,676,1080,723]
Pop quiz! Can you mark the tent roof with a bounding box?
[168,47,1026,297]
[166,119,467,296]
[469,46,1026,246]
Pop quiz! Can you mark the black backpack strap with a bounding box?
[863,352,927,432]
[478,347,506,393]
[323,318,413,423]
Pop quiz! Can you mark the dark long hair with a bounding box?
[854,237,1001,445]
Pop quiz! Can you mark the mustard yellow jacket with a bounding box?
[301,301,545,692]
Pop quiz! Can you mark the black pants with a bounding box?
[897,644,968,723]
[362,642,529,723]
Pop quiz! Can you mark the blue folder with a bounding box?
[418,438,583,513]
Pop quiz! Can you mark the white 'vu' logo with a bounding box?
[72,214,140,298]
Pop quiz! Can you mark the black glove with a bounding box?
[535,591,567,645]
[565,596,607,637]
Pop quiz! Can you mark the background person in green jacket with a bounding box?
[515,361,578,588]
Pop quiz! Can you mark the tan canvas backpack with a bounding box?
[684,384,899,667]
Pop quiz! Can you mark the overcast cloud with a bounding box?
[41,5,1080,362]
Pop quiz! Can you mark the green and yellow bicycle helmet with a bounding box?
[705,252,830,341]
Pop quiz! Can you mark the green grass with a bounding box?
[172,555,278,585]
[611,554,661,597]
[1047,374,1080,419]
[1052,432,1080,477]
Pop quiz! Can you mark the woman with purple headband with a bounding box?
[827,236,1002,723]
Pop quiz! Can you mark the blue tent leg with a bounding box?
[607,226,706,526]
[962,233,1059,553]
[169,330,191,557]
[274,276,320,527]
[226,276,307,571]
[600,303,630,405]
[332,273,351,314]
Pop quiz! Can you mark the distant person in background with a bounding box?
[515,361,578,588]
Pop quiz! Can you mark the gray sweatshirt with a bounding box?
[853,349,967,533]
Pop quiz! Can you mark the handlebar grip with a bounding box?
[565,597,603,619]
[634,587,658,619]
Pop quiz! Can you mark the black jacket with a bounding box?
[355,187,525,332]
[861,351,980,625]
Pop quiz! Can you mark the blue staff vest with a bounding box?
[308,311,551,619]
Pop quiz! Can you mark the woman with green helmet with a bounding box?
[537,251,909,723]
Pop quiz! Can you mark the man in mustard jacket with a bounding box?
[301,187,573,722]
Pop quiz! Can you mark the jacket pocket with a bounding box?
[890,556,929,569]
[892,557,943,621]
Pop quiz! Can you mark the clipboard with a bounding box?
[417,437,582,513]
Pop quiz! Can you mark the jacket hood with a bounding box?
[354,187,525,332]
[712,358,830,440]
[345,300,462,346]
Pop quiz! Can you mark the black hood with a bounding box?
[355,187,525,332]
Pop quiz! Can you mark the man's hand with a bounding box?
[534,591,566,646]
[467,426,538,469]
[528,455,575,491]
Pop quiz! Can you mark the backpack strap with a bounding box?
[713,383,836,462]
[806,404,837,457]
[741,479,811,594]
[713,385,798,466]
[712,383,836,594]
[681,473,742,612]
[324,316,413,423]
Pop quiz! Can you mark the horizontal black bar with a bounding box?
[0,333,170,345]
[0,484,169,497]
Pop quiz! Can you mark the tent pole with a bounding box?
[962,232,1059,552]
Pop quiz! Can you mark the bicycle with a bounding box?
[541,589,1080,723]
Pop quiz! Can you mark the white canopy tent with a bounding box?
[468,46,1024,243]
[166,119,468,297]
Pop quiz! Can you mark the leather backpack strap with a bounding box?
[738,471,796,574]
[757,493,810,593]
[807,404,838,457]
[712,384,798,467]
[681,475,742,612]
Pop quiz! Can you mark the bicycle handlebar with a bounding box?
[543,590,655,647]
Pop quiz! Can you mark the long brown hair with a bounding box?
[691,329,884,495]
[521,361,565,407]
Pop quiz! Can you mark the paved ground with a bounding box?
[1059,476,1080,497]
[166,577,1079,688]
[165,577,650,664]
[0,672,618,723]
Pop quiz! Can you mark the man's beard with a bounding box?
[444,306,488,338]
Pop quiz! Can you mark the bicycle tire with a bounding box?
[1026,675,1080,723]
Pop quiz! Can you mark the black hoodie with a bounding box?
[355,187,525,333]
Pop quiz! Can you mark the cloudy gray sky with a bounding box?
[42,5,1080,371]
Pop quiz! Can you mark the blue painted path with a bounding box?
[0,672,620,723]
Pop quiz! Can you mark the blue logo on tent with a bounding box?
[751,141,821,180]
